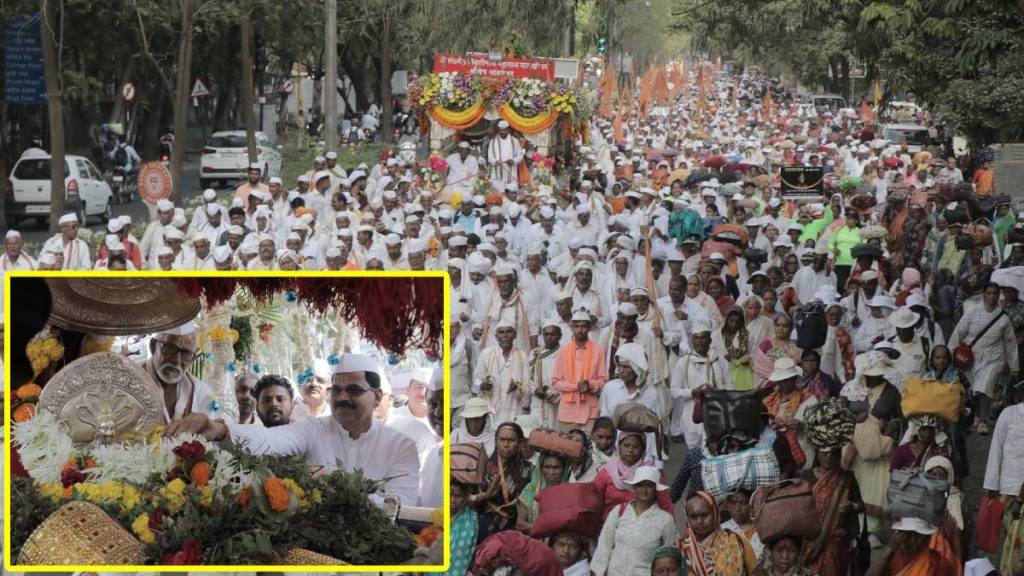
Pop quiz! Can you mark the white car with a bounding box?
[882,123,931,154]
[5,152,113,228]
[199,130,282,189]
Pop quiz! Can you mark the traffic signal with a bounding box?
[254,29,268,76]
[597,36,607,54]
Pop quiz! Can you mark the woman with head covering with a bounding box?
[706,276,735,318]
[591,466,678,576]
[889,413,952,472]
[593,432,673,520]
[444,480,478,576]
[472,529,563,576]
[470,421,535,536]
[924,455,968,569]
[687,273,725,330]
[763,358,819,473]
[714,306,754,391]
[753,314,800,389]
[799,398,864,576]
[515,451,571,533]
[650,545,688,576]
[891,267,923,307]
[866,517,958,576]
[452,398,496,456]
[678,491,758,576]
[566,428,598,482]
[741,296,775,355]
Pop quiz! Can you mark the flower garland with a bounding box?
[26,333,64,376]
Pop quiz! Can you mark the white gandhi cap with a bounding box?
[332,353,380,377]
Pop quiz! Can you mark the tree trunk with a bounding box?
[340,56,371,112]
[324,0,338,150]
[109,58,137,125]
[838,55,851,102]
[379,8,394,142]
[41,0,66,234]
[170,0,194,204]
[240,15,258,164]
[139,85,169,159]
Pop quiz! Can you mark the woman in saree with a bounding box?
[687,273,724,330]
[924,455,969,569]
[763,358,819,473]
[678,490,758,576]
[566,428,598,482]
[742,295,775,353]
[820,299,857,383]
[706,276,735,318]
[889,413,952,472]
[515,452,571,533]
[445,480,479,576]
[471,422,535,538]
[865,518,957,576]
[924,344,969,478]
[715,306,754,391]
[592,432,673,520]
[754,314,800,389]
[800,398,863,576]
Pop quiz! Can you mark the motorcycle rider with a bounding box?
[109,136,142,201]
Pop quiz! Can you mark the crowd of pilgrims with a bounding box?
[3,68,1024,576]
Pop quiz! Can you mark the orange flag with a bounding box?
[733,79,740,110]
[762,90,773,117]
[860,99,875,122]
[599,60,617,118]
[613,111,625,144]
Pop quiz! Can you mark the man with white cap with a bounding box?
[528,316,565,430]
[302,170,331,216]
[551,308,608,432]
[790,243,837,304]
[140,199,176,265]
[191,200,227,241]
[487,119,523,192]
[324,151,347,191]
[101,217,143,269]
[563,203,602,246]
[445,140,479,194]
[670,323,733,447]
[570,261,609,330]
[95,236,137,270]
[1,230,36,271]
[53,213,92,270]
[886,306,929,381]
[473,318,530,425]
[382,233,407,270]
[598,302,667,403]
[212,244,235,270]
[448,309,476,429]
[854,293,896,353]
[144,321,217,423]
[234,163,269,211]
[600,341,662,463]
[475,263,536,352]
[166,353,421,505]
[182,233,212,270]
[188,188,223,233]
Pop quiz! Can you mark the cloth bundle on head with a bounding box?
[805,398,856,450]
[615,342,648,381]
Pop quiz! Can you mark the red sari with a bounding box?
[800,468,862,575]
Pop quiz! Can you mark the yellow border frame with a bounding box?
[4,269,451,572]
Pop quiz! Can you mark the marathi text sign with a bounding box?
[780,166,825,199]
[434,53,555,81]
[5,14,46,105]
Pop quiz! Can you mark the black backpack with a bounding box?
[114,144,129,166]
[795,302,828,350]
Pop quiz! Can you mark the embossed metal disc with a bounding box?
[45,278,200,335]
[37,352,164,443]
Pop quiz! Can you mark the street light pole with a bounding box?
[324,0,338,150]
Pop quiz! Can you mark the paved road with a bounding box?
[16,163,227,245]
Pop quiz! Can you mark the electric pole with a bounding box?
[324,0,338,151]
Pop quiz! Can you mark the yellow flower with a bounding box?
[157,478,188,513]
[167,478,187,495]
[147,425,165,444]
[310,488,323,505]
[282,478,308,509]
[38,482,64,503]
[198,485,214,508]
[132,513,155,544]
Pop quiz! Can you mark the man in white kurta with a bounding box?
[54,213,92,270]
[472,320,531,425]
[166,353,420,505]
[529,319,563,429]
[791,250,837,305]
[419,366,445,508]
[487,120,523,193]
[475,264,536,352]
[1,230,37,271]
[140,199,176,265]
[144,322,217,423]
[445,141,479,194]
[669,325,733,446]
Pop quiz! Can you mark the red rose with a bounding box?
[148,508,166,531]
[163,540,203,565]
[172,440,206,460]
[60,467,85,488]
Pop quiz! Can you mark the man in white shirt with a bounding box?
[446,141,479,194]
[487,120,523,192]
[419,366,445,508]
[791,246,837,305]
[145,322,217,423]
[55,213,92,270]
[165,353,421,504]
[141,199,176,265]
[937,157,964,184]
[1,230,37,271]
[529,318,564,429]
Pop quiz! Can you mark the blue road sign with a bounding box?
[5,14,47,105]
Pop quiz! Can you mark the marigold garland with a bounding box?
[189,461,212,487]
[498,102,558,134]
[428,100,486,130]
[13,404,36,423]
[263,477,291,512]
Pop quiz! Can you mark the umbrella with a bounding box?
[704,154,727,168]
[778,139,797,150]
[724,162,754,172]
[685,171,714,187]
